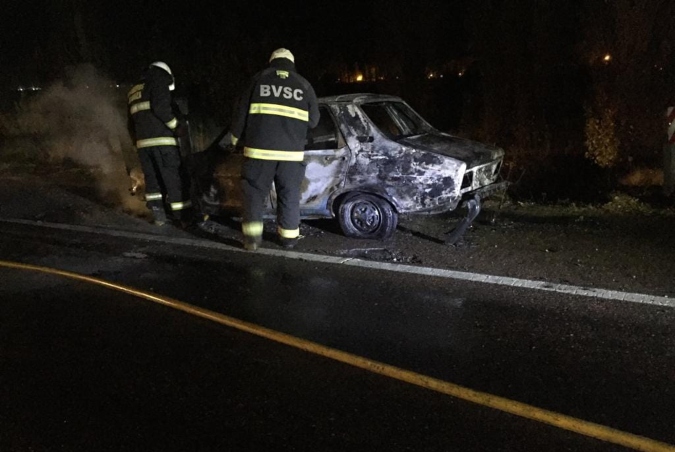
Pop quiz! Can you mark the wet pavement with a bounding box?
[1,219,674,451]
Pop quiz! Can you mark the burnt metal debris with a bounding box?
[194,93,508,244]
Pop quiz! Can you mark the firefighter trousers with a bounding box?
[138,145,193,220]
[240,158,306,241]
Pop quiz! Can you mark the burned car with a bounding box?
[197,93,508,244]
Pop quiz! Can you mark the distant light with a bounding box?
[603,54,612,63]
[356,74,363,82]
[17,86,41,92]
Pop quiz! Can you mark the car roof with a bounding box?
[318,93,403,104]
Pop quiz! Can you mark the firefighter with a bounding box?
[127,61,193,226]
[231,48,320,251]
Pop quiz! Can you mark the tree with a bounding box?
[464,0,582,154]
[579,0,675,169]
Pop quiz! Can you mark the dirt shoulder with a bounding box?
[1,164,674,299]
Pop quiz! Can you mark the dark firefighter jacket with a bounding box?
[231,58,320,161]
[128,66,178,149]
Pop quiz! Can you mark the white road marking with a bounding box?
[2,218,673,308]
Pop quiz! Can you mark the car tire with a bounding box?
[338,193,398,240]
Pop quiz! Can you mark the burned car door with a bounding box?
[269,105,350,218]
[301,105,350,216]
[202,146,249,214]
[201,106,349,219]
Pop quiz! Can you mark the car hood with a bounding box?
[399,132,504,167]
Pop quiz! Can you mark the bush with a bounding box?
[505,151,614,204]
[584,101,620,169]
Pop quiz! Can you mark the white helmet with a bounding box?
[150,61,175,91]
[269,48,294,63]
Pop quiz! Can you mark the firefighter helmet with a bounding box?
[149,61,175,91]
[269,48,294,64]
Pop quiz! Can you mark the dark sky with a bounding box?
[0,0,467,87]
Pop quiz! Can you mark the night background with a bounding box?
[4,4,675,450]
[1,0,675,202]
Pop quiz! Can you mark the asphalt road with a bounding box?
[1,219,674,452]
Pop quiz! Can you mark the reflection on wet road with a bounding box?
[1,220,674,451]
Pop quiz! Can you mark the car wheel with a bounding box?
[338,193,398,239]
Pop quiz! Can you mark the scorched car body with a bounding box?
[197,93,508,243]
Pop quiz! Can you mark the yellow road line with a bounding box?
[1,259,673,452]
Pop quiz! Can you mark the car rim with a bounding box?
[351,200,381,233]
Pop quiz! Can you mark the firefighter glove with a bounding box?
[174,120,188,138]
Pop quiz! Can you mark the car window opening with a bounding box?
[360,102,432,141]
[306,106,343,150]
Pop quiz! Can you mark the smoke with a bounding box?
[2,64,146,214]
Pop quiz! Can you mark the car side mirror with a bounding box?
[357,135,374,143]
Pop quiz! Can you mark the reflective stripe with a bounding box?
[249,103,309,122]
[231,135,239,145]
[145,192,163,201]
[130,101,151,115]
[136,137,177,148]
[128,84,144,97]
[166,118,178,130]
[170,200,192,211]
[242,221,264,236]
[277,226,299,239]
[244,147,304,161]
[127,84,144,103]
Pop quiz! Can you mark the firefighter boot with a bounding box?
[175,207,198,229]
[278,236,298,249]
[243,235,262,251]
[150,206,168,226]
